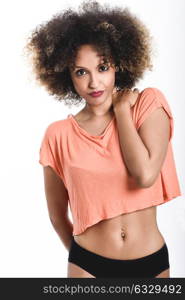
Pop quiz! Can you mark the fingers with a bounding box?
[112,87,117,94]
[113,87,139,94]
[123,88,139,93]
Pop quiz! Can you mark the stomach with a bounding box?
[74,206,165,260]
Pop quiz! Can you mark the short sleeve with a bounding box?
[133,87,174,141]
[39,124,65,181]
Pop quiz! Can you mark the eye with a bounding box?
[99,64,109,72]
[75,69,86,76]
[75,64,109,77]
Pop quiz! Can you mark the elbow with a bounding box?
[50,217,61,228]
[49,214,67,228]
[136,172,156,189]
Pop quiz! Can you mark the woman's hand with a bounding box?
[112,87,140,110]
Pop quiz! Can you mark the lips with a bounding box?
[89,91,104,97]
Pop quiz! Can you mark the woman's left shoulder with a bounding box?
[139,86,165,97]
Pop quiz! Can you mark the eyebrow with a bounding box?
[74,61,108,70]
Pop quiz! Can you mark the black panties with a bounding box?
[68,237,170,278]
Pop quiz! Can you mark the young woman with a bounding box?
[25,0,181,278]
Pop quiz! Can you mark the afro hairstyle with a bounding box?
[24,0,154,107]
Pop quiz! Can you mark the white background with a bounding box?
[0,0,184,277]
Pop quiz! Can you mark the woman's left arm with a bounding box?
[113,100,170,188]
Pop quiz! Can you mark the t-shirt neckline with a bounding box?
[68,114,115,139]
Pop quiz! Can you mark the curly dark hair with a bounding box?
[24,0,154,107]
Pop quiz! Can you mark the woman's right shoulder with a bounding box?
[44,117,69,136]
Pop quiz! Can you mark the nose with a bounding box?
[88,73,99,89]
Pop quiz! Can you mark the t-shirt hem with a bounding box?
[72,193,181,236]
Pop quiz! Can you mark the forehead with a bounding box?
[75,45,104,63]
[69,44,114,71]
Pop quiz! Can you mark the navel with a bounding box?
[121,227,126,239]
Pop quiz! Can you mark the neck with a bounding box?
[83,101,114,119]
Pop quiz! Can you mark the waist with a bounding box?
[74,207,165,259]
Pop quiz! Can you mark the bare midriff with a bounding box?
[74,206,165,260]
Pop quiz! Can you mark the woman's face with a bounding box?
[69,44,116,107]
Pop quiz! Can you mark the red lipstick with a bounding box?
[89,91,104,97]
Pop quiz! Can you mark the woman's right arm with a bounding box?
[43,166,73,252]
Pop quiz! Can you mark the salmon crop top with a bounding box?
[39,87,181,236]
